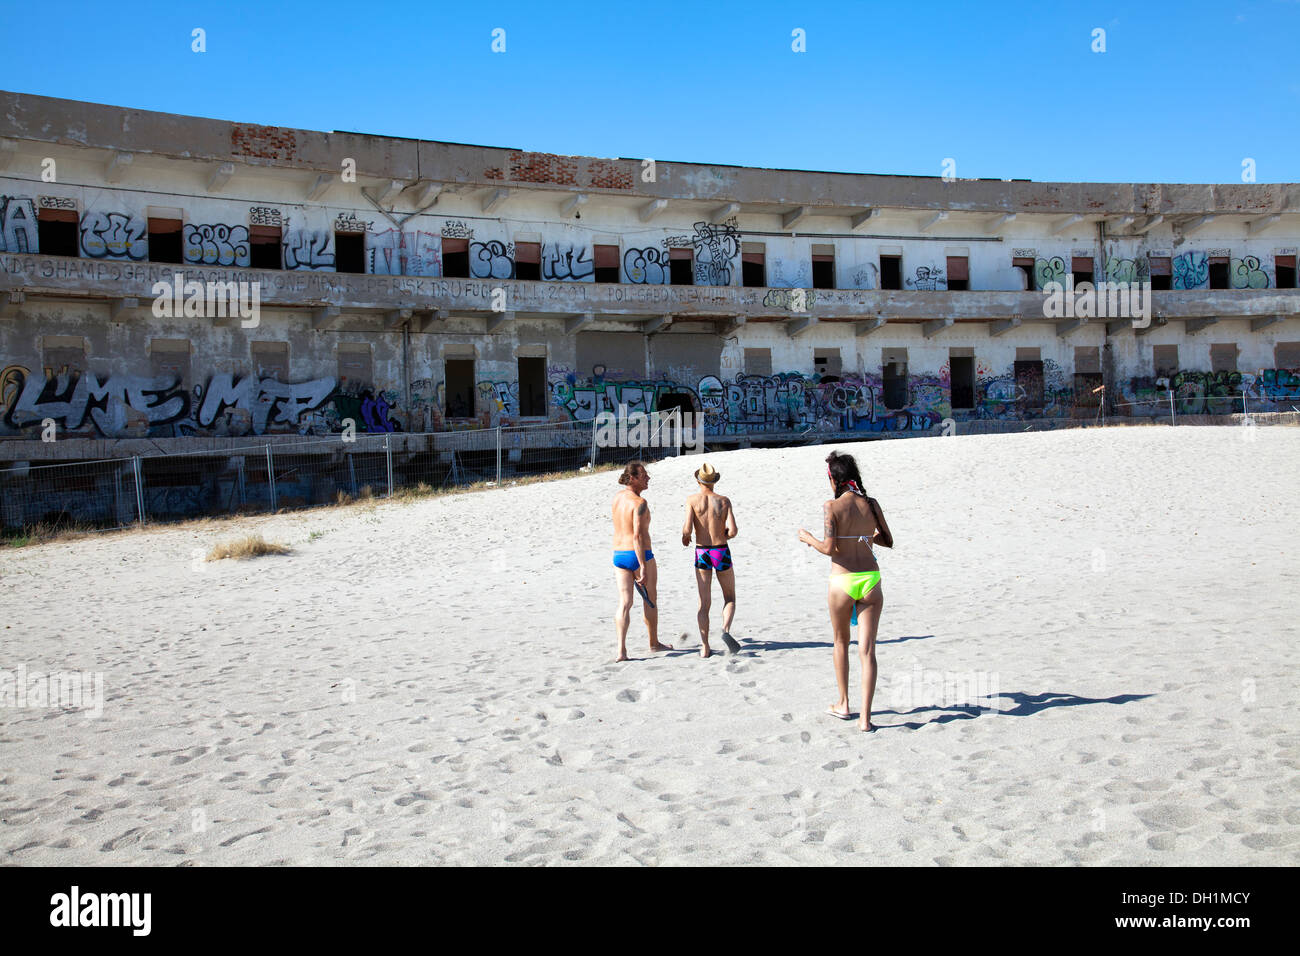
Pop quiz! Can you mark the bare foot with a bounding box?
[648,642,674,653]
[826,702,853,720]
[614,652,629,662]
[721,631,741,655]
[859,718,875,732]
[700,643,712,658]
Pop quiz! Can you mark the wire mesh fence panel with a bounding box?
[139,451,262,523]
[501,421,596,478]
[431,428,501,488]
[591,410,684,467]
[268,435,391,508]
[0,457,141,535]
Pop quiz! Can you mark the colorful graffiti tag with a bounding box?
[0,367,406,438]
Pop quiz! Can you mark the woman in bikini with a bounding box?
[797,451,894,732]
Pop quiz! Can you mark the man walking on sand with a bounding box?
[681,462,740,658]
[612,460,673,662]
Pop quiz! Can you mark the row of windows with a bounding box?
[32,207,1299,289]
[39,340,1295,422]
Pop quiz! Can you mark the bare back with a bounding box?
[825,493,881,575]
[686,491,733,547]
[612,489,650,550]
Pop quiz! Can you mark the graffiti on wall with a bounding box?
[80,211,147,260]
[691,221,740,286]
[623,247,670,284]
[1173,251,1208,290]
[0,367,407,438]
[0,196,38,254]
[470,240,514,279]
[541,242,594,281]
[283,229,335,270]
[904,265,946,291]
[183,223,251,267]
[1229,256,1269,289]
[1034,257,1067,289]
[369,229,442,276]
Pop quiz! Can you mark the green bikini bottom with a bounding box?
[831,571,881,625]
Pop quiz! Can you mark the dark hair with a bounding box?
[618,460,646,485]
[826,450,866,496]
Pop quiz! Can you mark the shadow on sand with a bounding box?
[755,634,937,651]
[874,691,1152,730]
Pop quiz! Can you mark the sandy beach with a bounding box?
[1,425,1297,865]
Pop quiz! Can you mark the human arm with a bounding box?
[681,500,693,547]
[725,498,738,540]
[633,498,650,581]
[869,497,894,549]
[796,501,835,555]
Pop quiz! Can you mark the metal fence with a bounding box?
[4,404,1290,536]
[0,415,691,535]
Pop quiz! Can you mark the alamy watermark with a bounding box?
[1041,276,1152,329]
[888,663,1001,714]
[151,272,260,328]
[1,665,104,719]
[594,408,704,453]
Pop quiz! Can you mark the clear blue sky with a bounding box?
[3,0,1297,184]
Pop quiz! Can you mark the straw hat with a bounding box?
[694,462,720,485]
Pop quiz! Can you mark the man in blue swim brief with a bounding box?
[611,460,673,662]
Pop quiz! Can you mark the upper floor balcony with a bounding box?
[2,250,1298,336]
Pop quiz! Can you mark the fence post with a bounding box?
[589,420,598,468]
[385,434,394,497]
[1169,389,1176,426]
[266,443,278,512]
[132,456,145,528]
[495,426,502,484]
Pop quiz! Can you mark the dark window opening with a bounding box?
[812,254,835,289]
[1014,360,1045,410]
[946,256,969,292]
[37,209,79,257]
[950,356,974,408]
[148,217,183,264]
[1149,256,1172,291]
[656,392,694,419]
[883,360,907,410]
[1072,257,1094,287]
[669,248,694,286]
[445,359,476,419]
[518,357,547,417]
[1074,373,1103,408]
[335,232,365,274]
[1012,256,1036,291]
[1208,257,1230,289]
[742,246,765,287]
[442,237,469,277]
[880,255,902,290]
[515,242,541,281]
[249,225,282,269]
[593,244,619,283]
[1274,254,1294,287]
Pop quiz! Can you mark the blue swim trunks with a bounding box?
[613,549,654,571]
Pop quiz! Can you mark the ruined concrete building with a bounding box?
[1,90,1298,456]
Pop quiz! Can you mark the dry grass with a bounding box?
[205,534,293,562]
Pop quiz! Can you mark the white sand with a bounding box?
[1,425,1297,865]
